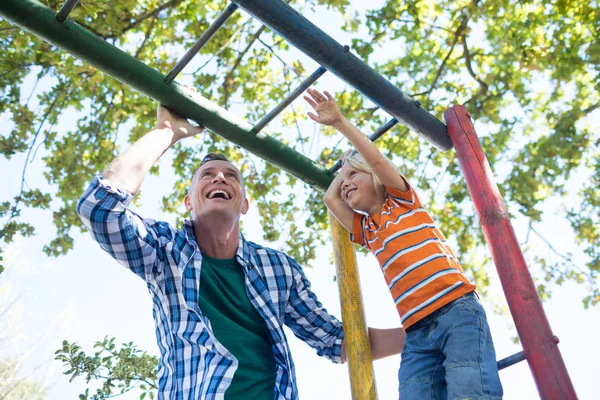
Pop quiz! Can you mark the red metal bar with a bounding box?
[444,105,578,400]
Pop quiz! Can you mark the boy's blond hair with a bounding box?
[343,151,403,189]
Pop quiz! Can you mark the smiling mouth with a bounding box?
[206,189,231,200]
[346,189,356,200]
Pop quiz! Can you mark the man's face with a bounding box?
[185,160,248,223]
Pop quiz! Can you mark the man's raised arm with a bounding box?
[103,105,203,195]
[76,103,202,281]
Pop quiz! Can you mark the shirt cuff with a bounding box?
[331,328,346,364]
[95,174,135,205]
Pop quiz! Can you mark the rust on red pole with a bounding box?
[444,105,577,400]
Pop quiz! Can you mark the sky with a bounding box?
[1,1,599,399]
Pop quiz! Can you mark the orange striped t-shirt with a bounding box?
[350,182,476,329]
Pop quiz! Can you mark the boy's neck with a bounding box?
[366,191,387,218]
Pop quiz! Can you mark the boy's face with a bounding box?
[339,164,386,214]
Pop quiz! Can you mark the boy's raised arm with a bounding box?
[323,172,356,232]
[304,88,408,192]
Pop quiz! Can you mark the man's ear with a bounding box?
[184,194,192,211]
[241,197,250,215]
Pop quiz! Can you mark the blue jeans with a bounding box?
[398,292,503,400]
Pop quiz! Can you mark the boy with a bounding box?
[304,88,503,399]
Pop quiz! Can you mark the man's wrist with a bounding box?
[151,126,180,147]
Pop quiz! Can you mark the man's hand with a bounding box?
[102,88,204,195]
[156,105,204,144]
[303,88,344,127]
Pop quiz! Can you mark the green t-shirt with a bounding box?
[198,253,276,399]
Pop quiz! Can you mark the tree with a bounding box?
[1,0,598,309]
[0,359,46,400]
[55,337,158,400]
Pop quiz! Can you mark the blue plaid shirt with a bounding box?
[77,176,344,399]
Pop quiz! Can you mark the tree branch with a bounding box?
[413,0,482,98]
[394,18,455,34]
[461,34,489,94]
[413,14,471,97]
[222,24,268,106]
[432,154,456,198]
[187,19,253,75]
[24,67,47,107]
[582,101,599,116]
[0,63,35,79]
[116,0,185,38]
[134,17,157,59]
[258,37,301,78]
[73,0,184,39]
[6,81,74,223]
[417,149,435,186]
[30,81,79,164]
[530,225,585,274]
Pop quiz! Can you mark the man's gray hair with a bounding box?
[199,152,231,166]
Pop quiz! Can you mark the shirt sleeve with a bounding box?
[350,213,367,248]
[384,176,420,209]
[284,257,345,364]
[77,175,174,282]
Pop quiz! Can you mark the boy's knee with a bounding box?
[445,363,503,400]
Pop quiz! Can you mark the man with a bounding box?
[78,101,404,399]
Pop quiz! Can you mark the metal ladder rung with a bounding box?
[56,0,80,22]
[497,350,526,370]
[250,66,327,134]
[328,117,399,174]
[164,2,239,84]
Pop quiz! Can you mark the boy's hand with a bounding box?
[304,88,344,127]
[340,149,355,162]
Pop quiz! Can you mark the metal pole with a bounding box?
[56,0,79,22]
[251,66,327,134]
[0,0,333,191]
[497,351,526,371]
[164,3,239,84]
[230,0,452,151]
[444,105,577,400]
[329,211,377,400]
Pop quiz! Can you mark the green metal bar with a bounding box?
[56,0,79,22]
[1,0,333,191]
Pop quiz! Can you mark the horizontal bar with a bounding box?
[164,3,239,84]
[497,350,526,370]
[1,0,334,191]
[328,118,399,174]
[369,117,399,142]
[231,0,453,151]
[56,0,79,22]
[251,66,327,134]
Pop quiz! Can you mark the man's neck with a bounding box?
[193,219,240,259]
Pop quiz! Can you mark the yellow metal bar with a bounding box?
[329,212,377,400]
